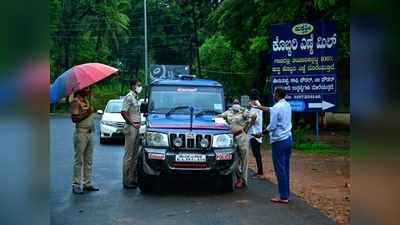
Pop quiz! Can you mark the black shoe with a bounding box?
[72,185,83,195]
[83,186,100,192]
[123,184,137,189]
[123,183,137,189]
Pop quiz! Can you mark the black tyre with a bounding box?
[100,137,106,144]
[216,173,234,193]
[137,154,156,193]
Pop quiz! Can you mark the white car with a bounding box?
[98,99,146,144]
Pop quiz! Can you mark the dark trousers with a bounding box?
[250,138,263,175]
[271,137,292,200]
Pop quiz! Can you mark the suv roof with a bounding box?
[107,98,145,103]
[108,99,123,103]
[151,79,223,87]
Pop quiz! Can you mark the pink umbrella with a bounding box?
[50,63,118,103]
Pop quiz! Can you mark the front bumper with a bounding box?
[141,147,238,176]
[100,124,124,139]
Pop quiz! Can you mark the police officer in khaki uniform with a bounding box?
[219,99,256,188]
[121,80,142,188]
[70,87,99,194]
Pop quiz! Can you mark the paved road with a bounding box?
[50,116,336,225]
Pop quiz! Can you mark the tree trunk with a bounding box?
[191,1,201,77]
[253,50,270,97]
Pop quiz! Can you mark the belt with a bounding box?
[76,127,92,133]
[233,130,244,137]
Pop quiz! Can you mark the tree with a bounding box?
[88,0,131,58]
[208,0,350,95]
[200,34,250,98]
[50,0,349,111]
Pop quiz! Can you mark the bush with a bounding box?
[291,119,349,156]
[293,119,312,149]
[91,84,128,110]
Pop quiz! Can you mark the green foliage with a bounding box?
[249,36,268,55]
[199,34,251,98]
[207,0,350,92]
[292,119,312,148]
[291,118,349,156]
[295,143,350,156]
[261,117,349,156]
[91,84,128,110]
[50,0,349,111]
[314,0,337,11]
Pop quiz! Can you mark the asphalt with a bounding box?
[50,117,337,225]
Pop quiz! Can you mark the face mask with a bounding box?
[135,86,142,94]
[232,104,241,112]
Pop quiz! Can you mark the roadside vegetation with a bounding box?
[262,119,350,157]
[50,0,349,111]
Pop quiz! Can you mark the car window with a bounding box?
[149,86,224,113]
[105,101,122,113]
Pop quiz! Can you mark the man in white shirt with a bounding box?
[248,89,264,178]
[255,88,292,204]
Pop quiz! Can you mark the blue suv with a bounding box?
[138,76,237,192]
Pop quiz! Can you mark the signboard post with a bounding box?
[271,21,337,141]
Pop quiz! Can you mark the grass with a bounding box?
[262,139,350,157]
[294,142,350,157]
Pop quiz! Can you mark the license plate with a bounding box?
[216,152,232,161]
[175,154,206,162]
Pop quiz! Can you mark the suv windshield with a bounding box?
[149,86,224,114]
[105,101,122,113]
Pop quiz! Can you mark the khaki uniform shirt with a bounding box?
[70,96,95,130]
[122,91,141,125]
[221,107,256,134]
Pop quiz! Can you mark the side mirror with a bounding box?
[140,102,148,114]
[97,110,103,114]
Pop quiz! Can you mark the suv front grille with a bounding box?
[115,122,125,128]
[170,133,211,150]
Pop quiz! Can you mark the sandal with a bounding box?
[251,174,265,179]
[270,197,289,204]
[235,180,245,189]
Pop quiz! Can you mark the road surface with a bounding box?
[50,116,336,225]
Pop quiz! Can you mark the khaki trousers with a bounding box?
[235,133,249,184]
[123,125,140,186]
[73,129,93,187]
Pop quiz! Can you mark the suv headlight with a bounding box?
[145,132,168,147]
[212,134,233,148]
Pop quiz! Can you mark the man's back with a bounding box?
[267,99,292,143]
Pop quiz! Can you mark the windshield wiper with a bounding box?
[149,110,164,114]
[195,110,220,118]
[166,106,197,131]
[165,106,192,117]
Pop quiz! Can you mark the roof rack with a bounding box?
[178,74,196,80]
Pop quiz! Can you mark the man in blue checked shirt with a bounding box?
[254,88,292,204]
